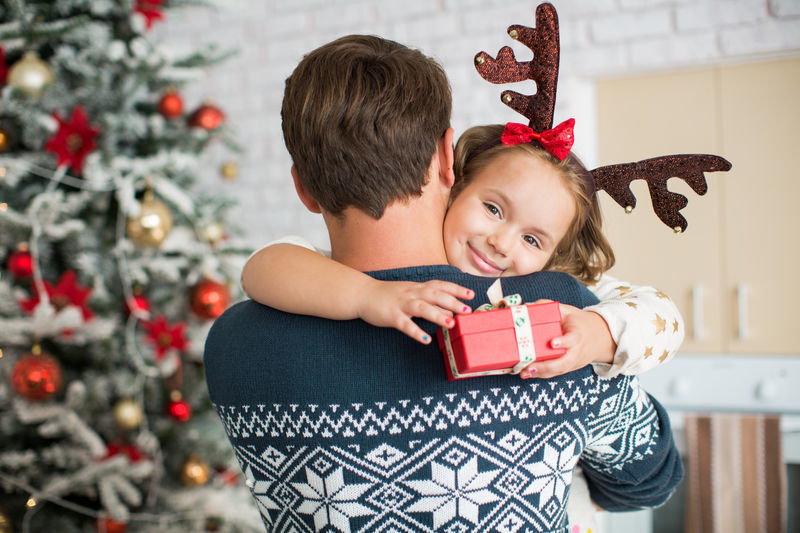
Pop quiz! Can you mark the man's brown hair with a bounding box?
[281,35,452,219]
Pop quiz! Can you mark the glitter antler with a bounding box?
[474,2,559,133]
[473,2,731,232]
[592,155,731,232]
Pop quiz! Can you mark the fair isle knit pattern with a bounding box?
[214,375,660,532]
[205,266,682,533]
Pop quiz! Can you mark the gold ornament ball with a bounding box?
[8,50,55,98]
[0,508,11,533]
[126,190,173,247]
[0,127,10,153]
[200,221,226,245]
[219,161,239,180]
[180,455,210,486]
[113,398,143,431]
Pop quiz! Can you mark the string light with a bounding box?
[26,498,36,508]
[0,203,6,211]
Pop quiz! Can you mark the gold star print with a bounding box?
[659,349,670,363]
[616,285,632,298]
[653,314,666,334]
[673,320,679,333]
[655,290,669,300]
[626,301,638,309]
[644,346,653,358]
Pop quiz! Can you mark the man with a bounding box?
[204,34,681,532]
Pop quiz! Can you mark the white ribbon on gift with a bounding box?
[443,279,537,379]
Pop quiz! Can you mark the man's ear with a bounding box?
[291,165,322,214]
[437,128,455,188]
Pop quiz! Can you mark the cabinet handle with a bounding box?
[692,284,704,341]
[737,283,749,340]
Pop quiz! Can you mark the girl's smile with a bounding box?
[443,150,576,278]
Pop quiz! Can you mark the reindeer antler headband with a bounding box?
[473,2,731,233]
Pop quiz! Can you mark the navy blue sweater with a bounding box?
[204,266,682,533]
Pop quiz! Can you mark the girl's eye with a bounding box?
[483,202,501,217]
[523,235,540,248]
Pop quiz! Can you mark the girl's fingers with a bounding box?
[431,281,474,300]
[399,281,474,316]
[397,317,434,344]
[430,293,472,315]
[400,300,455,330]
[551,331,579,350]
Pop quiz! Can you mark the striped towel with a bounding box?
[684,413,786,533]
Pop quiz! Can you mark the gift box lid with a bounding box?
[449,301,562,338]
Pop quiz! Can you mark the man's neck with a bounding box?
[325,199,449,272]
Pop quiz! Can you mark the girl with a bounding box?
[241,123,683,381]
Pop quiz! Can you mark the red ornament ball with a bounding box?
[190,279,230,319]
[7,247,33,279]
[96,517,127,533]
[188,103,225,130]
[12,351,63,401]
[157,90,183,119]
[167,398,192,422]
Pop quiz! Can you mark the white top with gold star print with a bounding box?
[585,274,684,379]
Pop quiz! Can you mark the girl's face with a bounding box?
[443,150,576,277]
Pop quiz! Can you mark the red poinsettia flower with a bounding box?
[0,47,8,86]
[44,106,101,174]
[135,0,166,29]
[142,315,188,358]
[105,442,145,463]
[19,270,94,321]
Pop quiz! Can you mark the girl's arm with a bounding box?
[241,242,474,344]
[583,274,684,378]
[518,274,684,379]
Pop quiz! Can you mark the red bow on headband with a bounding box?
[501,118,575,161]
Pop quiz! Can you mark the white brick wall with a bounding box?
[154,0,800,250]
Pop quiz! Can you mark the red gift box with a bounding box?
[437,301,566,381]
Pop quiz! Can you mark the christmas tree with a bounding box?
[0,1,260,531]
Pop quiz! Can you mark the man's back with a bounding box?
[205,266,681,532]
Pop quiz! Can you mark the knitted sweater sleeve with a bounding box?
[578,376,683,510]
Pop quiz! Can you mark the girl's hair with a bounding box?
[453,124,615,283]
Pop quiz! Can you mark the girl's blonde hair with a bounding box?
[452,124,615,283]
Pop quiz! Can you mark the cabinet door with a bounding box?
[596,59,800,354]
[718,58,800,354]
[596,69,726,353]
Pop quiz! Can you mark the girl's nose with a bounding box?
[488,228,514,255]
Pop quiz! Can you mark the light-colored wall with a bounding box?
[154,0,800,250]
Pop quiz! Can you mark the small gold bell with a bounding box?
[508,29,519,39]
[624,205,633,214]
[502,94,512,104]
[475,55,485,65]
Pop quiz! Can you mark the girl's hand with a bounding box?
[519,300,616,379]
[356,280,474,344]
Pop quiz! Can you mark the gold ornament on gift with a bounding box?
[180,455,210,486]
[219,161,238,180]
[112,398,143,431]
[8,50,55,98]
[126,187,173,246]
